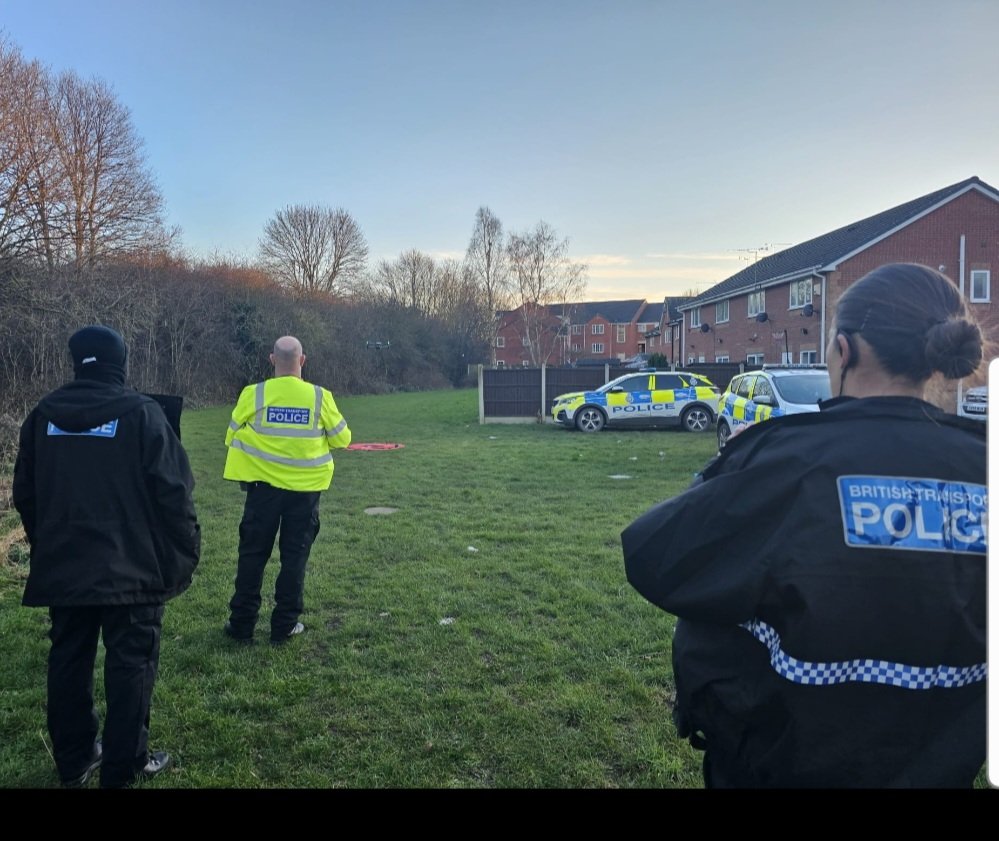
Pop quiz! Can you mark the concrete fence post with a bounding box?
[478,365,485,424]
[540,363,546,421]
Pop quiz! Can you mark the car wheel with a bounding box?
[681,406,711,433]
[717,419,731,449]
[575,406,606,433]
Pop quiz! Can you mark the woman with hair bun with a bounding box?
[623,263,986,788]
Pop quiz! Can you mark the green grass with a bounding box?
[0,389,726,787]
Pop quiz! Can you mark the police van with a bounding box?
[551,370,719,433]
[716,365,832,449]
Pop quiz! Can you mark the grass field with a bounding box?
[0,388,720,788]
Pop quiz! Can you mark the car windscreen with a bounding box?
[772,374,831,405]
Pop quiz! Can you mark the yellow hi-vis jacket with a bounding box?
[223,376,351,491]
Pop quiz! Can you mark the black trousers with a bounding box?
[228,482,321,640]
[47,604,163,788]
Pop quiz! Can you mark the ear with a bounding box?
[300,354,307,368]
[269,353,276,368]
[836,332,856,370]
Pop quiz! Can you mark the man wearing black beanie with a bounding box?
[13,325,201,788]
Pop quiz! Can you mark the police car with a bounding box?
[958,385,987,422]
[551,370,719,433]
[716,365,832,449]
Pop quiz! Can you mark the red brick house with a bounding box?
[677,177,998,400]
[494,299,670,367]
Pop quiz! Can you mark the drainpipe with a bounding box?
[958,235,966,411]
[820,274,827,364]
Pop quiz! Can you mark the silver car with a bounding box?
[959,386,987,422]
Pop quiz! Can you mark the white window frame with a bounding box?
[521,360,530,367]
[697,355,706,363]
[789,279,813,309]
[496,360,505,368]
[571,343,581,352]
[800,350,818,364]
[970,270,990,302]
[521,337,531,346]
[746,353,765,365]
[781,351,793,364]
[687,355,695,364]
[715,354,730,363]
[715,300,729,323]
[571,324,583,335]
[591,342,604,354]
[615,325,627,344]
[591,323,605,335]
[748,290,765,317]
[495,336,505,348]
[690,307,701,328]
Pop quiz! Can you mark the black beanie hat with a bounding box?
[68,325,127,383]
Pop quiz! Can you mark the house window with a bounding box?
[715,300,729,323]
[687,355,695,364]
[715,354,730,363]
[690,307,701,328]
[521,360,530,367]
[781,351,793,364]
[571,324,583,335]
[615,325,627,343]
[591,323,605,335]
[495,336,505,348]
[522,337,531,346]
[496,360,505,368]
[698,355,706,363]
[746,353,765,366]
[748,291,765,317]
[592,343,605,354]
[789,279,813,309]
[971,270,990,302]
[571,343,581,352]
[800,350,818,364]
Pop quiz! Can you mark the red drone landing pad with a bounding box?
[346,443,405,451]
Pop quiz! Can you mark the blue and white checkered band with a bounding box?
[742,619,987,690]
[47,420,118,438]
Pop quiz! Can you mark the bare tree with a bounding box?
[46,72,165,271]
[506,221,587,365]
[370,249,436,312]
[465,206,510,313]
[0,38,50,266]
[259,204,368,296]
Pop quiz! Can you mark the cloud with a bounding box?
[577,253,631,267]
[646,251,744,262]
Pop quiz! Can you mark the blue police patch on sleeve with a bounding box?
[266,407,310,425]
[837,475,987,555]
[47,420,118,438]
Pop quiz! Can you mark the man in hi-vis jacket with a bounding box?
[223,336,351,645]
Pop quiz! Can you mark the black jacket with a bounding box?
[13,380,201,606]
[622,397,986,787]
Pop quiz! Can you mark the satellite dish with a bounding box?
[699,323,711,333]
[802,304,814,317]
[756,312,769,323]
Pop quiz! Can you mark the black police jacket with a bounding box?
[13,379,201,606]
[622,396,986,787]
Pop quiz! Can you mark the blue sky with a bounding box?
[3,0,997,298]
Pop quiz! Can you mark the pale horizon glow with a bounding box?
[2,0,996,301]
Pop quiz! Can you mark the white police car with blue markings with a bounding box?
[551,370,719,433]
[716,365,831,449]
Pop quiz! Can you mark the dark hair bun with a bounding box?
[925,319,983,379]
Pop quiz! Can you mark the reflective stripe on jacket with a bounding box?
[223,376,351,491]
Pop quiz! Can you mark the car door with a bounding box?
[604,374,655,427]
[650,373,687,425]
[729,374,759,434]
